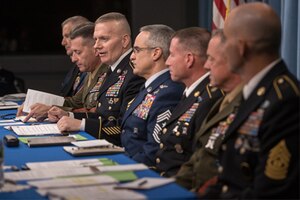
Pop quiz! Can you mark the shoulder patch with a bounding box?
[265,139,290,180]
[273,75,300,100]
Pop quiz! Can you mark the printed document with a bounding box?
[23,89,64,113]
[28,175,118,189]
[41,185,146,200]
[11,124,62,136]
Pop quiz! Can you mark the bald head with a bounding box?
[225,2,281,55]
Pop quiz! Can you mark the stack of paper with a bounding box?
[40,185,146,200]
[11,124,62,136]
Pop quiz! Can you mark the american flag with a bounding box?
[212,0,245,30]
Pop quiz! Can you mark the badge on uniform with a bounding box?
[132,94,156,120]
[106,74,126,97]
[265,139,290,180]
[152,110,172,143]
[238,108,264,136]
[178,103,200,123]
[89,73,107,93]
[73,74,81,91]
[205,113,236,150]
[235,106,265,153]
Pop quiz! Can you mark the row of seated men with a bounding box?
[17,3,299,199]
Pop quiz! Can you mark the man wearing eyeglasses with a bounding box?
[120,24,184,166]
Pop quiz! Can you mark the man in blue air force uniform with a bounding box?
[121,24,184,166]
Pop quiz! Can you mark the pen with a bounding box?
[138,179,147,186]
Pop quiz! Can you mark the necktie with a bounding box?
[139,84,145,92]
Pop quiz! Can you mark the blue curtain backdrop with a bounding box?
[199,0,300,79]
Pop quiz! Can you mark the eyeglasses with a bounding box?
[132,46,156,54]
[129,61,135,69]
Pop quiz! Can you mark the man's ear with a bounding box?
[152,47,163,61]
[238,39,247,58]
[186,52,195,68]
[122,34,130,48]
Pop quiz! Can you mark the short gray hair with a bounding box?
[140,24,174,60]
[61,16,89,31]
[95,12,131,36]
[70,23,95,46]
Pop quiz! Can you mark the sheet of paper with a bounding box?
[96,163,148,172]
[26,158,105,170]
[28,175,117,189]
[43,185,146,200]
[15,116,37,123]
[5,167,94,181]
[0,93,26,101]
[71,139,113,148]
[0,122,24,126]
[11,124,62,136]
[0,120,15,123]
[0,101,18,106]
[0,101,19,110]
[114,177,175,190]
[0,182,30,193]
[23,89,64,113]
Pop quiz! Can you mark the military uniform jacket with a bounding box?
[121,70,185,166]
[176,89,243,191]
[207,61,300,199]
[74,53,145,146]
[155,76,224,177]
[63,64,108,110]
[60,64,87,97]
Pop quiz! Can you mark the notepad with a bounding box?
[63,146,125,156]
[27,136,76,147]
[71,139,114,148]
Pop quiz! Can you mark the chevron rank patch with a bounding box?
[152,109,172,143]
[265,140,290,180]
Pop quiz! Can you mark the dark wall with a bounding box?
[0,0,131,55]
[0,0,199,94]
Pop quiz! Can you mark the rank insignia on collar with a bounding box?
[257,87,265,96]
[194,91,200,97]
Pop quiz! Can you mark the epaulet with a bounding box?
[273,75,300,100]
[206,84,225,98]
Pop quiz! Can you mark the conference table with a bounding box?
[0,108,196,199]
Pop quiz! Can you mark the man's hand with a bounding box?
[23,103,51,122]
[57,116,81,132]
[48,106,68,122]
[16,103,25,117]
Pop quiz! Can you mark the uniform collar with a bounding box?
[184,72,210,97]
[243,58,281,100]
[145,68,169,88]
[110,48,132,72]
